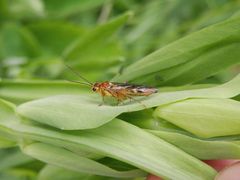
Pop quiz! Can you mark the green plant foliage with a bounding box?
[154,98,240,138]
[21,142,145,178]
[113,15,240,86]
[42,0,106,18]
[0,148,38,180]
[0,100,216,179]
[17,74,240,130]
[38,165,98,180]
[0,79,88,104]
[0,23,40,58]
[38,165,137,180]
[0,0,240,179]
[27,21,87,55]
[150,129,240,160]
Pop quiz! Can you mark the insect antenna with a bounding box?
[64,63,93,85]
[65,79,92,87]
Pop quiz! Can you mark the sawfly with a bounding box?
[65,65,158,106]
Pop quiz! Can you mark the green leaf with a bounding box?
[17,74,240,130]
[63,12,132,69]
[38,165,91,180]
[0,149,34,171]
[189,1,240,32]
[0,99,19,142]
[125,0,172,43]
[0,100,216,179]
[3,120,216,179]
[0,168,36,180]
[21,142,145,178]
[0,0,10,23]
[0,79,88,104]
[150,129,240,160]
[39,165,131,180]
[6,0,44,20]
[0,99,132,178]
[154,98,240,138]
[18,57,64,79]
[27,22,87,55]
[0,98,16,122]
[150,43,240,86]
[0,136,16,148]
[113,16,240,86]
[0,23,40,58]
[63,12,132,58]
[42,0,106,18]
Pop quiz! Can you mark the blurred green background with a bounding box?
[1,0,239,83]
[0,0,240,179]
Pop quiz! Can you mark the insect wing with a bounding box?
[110,82,158,96]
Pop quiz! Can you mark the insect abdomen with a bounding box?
[129,87,158,96]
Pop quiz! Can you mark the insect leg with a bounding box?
[126,96,147,108]
[117,98,122,105]
[98,97,104,106]
[98,96,105,106]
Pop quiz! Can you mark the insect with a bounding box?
[65,65,158,106]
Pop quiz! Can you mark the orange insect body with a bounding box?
[65,64,158,105]
[92,81,158,103]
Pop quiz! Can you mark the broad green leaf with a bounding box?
[18,57,64,79]
[150,129,240,160]
[0,100,144,178]
[126,0,172,43]
[0,149,34,171]
[113,16,240,86]
[119,109,182,131]
[0,137,16,148]
[189,1,240,32]
[0,98,104,160]
[17,74,240,130]
[136,43,240,86]
[21,142,145,178]
[0,99,20,142]
[118,107,240,159]
[38,165,91,180]
[38,165,121,180]
[0,79,88,104]
[63,12,132,74]
[2,120,216,179]
[27,22,87,55]
[0,157,40,180]
[0,99,217,179]
[125,0,206,59]
[63,40,123,82]
[0,23,40,58]
[0,0,44,25]
[63,12,132,59]
[0,169,36,180]
[6,0,44,20]
[38,165,123,180]
[0,99,216,179]
[0,0,10,23]
[154,98,240,138]
[0,98,16,122]
[42,0,105,18]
